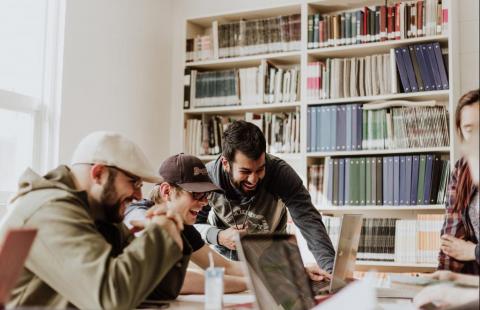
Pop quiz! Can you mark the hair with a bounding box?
[453,89,479,212]
[148,182,182,204]
[455,89,479,142]
[222,120,266,162]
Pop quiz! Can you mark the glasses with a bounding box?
[107,166,143,190]
[188,191,214,201]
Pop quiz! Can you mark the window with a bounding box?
[0,0,65,204]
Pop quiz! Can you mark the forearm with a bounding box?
[225,261,244,277]
[194,223,221,245]
[180,270,247,294]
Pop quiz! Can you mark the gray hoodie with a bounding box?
[194,154,335,271]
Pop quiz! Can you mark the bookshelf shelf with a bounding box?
[317,205,444,212]
[308,147,451,158]
[307,90,449,106]
[185,51,301,69]
[307,35,448,58]
[184,102,301,115]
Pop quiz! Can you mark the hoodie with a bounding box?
[0,165,186,309]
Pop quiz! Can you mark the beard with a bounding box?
[227,168,261,198]
[100,169,126,223]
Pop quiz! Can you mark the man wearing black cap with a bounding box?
[195,120,335,275]
[124,153,247,296]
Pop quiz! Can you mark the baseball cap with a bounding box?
[159,153,222,193]
[71,131,162,183]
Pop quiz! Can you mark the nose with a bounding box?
[133,188,142,201]
[248,173,258,185]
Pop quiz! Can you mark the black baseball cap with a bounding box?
[159,153,222,193]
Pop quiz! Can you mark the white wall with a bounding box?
[458,0,479,94]
[59,0,173,172]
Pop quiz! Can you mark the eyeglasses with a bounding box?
[188,191,214,201]
[107,166,143,190]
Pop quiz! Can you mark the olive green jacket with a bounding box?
[0,166,188,309]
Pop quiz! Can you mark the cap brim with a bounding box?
[140,174,163,184]
[178,182,223,193]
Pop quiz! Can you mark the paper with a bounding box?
[176,293,255,305]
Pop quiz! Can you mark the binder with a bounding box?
[414,44,435,91]
[423,154,434,204]
[405,156,413,206]
[393,156,400,205]
[401,47,419,92]
[433,42,449,89]
[411,155,420,205]
[408,45,424,91]
[376,157,383,205]
[307,107,312,152]
[425,44,443,90]
[338,158,345,205]
[316,106,323,152]
[394,48,411,92]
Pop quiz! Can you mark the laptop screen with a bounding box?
[238,234,316,310]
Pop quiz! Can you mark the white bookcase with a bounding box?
[180,0,460,273]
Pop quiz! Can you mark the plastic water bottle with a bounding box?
[205,252,224,310]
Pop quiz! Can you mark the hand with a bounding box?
[218,226,247,250]
[424,270,457,281]
[129,220,146,234]
[147,203,185,251]
[305,263,332,281]
[440,234,476,261]
[414,284,478,309]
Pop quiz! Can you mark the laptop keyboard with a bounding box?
[311,279,331,294]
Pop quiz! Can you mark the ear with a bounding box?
[159,182,172,200]
[221,155,230,172]
[90,164,107,185]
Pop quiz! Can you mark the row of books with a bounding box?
[184,63,300,109]
[246,111,300,154]
[184,116,230,156]
[185,35,213,62]
[323,215,444,264]
[184,112,300,156]
[217,14,301,58]
[307,101,449,152]
[186,14,302,62]
[308,154,450,207]
[306,42,448,101]
[307,0,448,49]
[394,42,449,93]
[307,53,394,100]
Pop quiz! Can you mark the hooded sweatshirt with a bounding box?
[0,165,187,309]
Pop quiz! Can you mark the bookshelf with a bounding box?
[180,0,459,273]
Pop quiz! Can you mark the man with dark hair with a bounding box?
[195,120,336,274]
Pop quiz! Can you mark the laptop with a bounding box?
[236,214,363,310]
[0,228,37,306]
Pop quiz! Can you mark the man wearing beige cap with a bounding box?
[0,131,187,309]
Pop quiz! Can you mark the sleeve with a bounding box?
[183,225,205,252]
[438,159,466,272]
[270,160,335,272]
[195,203,221,245]
[25,199,183,310]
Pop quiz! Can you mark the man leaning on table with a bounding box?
[0,131,187,309]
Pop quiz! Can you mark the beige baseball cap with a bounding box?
[71,131,162,183]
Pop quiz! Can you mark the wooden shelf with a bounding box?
[317,205,444,212]
[307,90,449,106]
[184,102,301,115]
[355,261,437,272]
[185,51,301,69]
[308,147,451,157]
[197,153,301,162]
[307,35,448,58]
